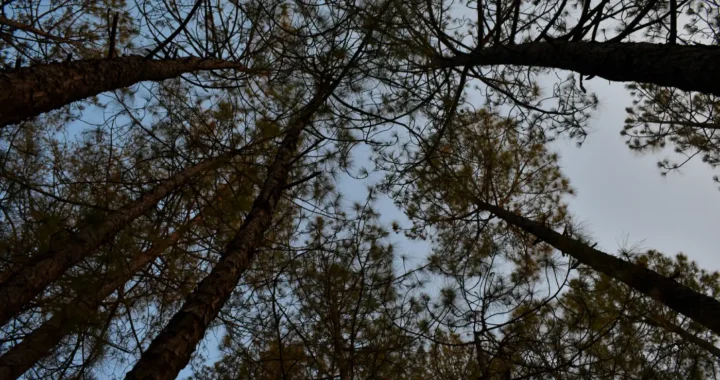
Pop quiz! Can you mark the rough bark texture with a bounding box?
[124,18,379,378]
[474,199,720,336]
[0,218,197,380]
[327,279,349,380]
[0,152,235,327]
[0,56,245,127]
[122,90,328,380]
[434,42,720,96]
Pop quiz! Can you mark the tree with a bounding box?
[193,193,422,379]
[382,104,720,377]
[2,0,720,378]
[0,143,253,326]
[0,57,258,127]
[382,107,574,379]
[378,0,720,331]
[124,1,403,378]
[433,42,720,97]
[622,83,720,179]
[468,197,720,335]
[0,0,265,127]
[498,250,720,378]
[0,78,272,377]
[0,177,256,378]
[399,0,720,173]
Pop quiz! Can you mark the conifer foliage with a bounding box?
[1,0,720,379]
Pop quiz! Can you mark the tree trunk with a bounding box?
[0,151,237,327]
[472,199,720,336]
[433,42,720,96]
[123,21,378,380]
[0,56,249,127]
[327,273,349,380]
[122,83,334,379]
[0,218,195,380]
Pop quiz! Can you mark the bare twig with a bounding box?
[145,0,204,59]
[107,12,119,59]
[669,0,677,44]
[0,15,82,45]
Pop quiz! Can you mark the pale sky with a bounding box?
[338,77,720,280]
[13,3,718,378]
[77,22,720,380]
[177,75,720,379]
[555,80,720,272]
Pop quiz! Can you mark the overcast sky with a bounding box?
[335,76,720,280]
[176,84,720,379]
[174,75,720,379]
[554,80,720,272]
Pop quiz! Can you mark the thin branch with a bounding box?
[609,0,659,42]
[509,0,520,44]
[282,171,322,190]
[635,118,720,131]
[107,12,119,59]
[477,0,484,43]
[643,315,720,359]
[0,15,82,45]
[494,0,502,43]
[145,0,204,59]
[535,0,567,42]
[669,0,677,44]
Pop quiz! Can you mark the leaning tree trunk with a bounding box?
[0,244,174,380]
[0,56,251,127]
[123,89,322,380]
[123,19,379,380]
[472,198,720,336]
[433,42,720,97]
[0,215,197,380]
[0,150,240,327]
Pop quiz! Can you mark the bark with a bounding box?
[0,220,192,380]
[472,199,720,336]
[327,276,349,380]
[433,42,720,97]
[123,19,378,380]
[0,151,237,327]
[123,92,326,380]
[0,56,248,127]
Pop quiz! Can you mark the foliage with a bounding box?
[1,0,720,379]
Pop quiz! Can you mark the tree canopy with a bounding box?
[1,0,720,379]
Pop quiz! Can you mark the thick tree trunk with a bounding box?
[0,56,247,127]
[122,87,332,379]
[123,20,379,379]
[0,151,237,326]
[433,42,720,96]
[123,113,305,380]
[472,199,720,336]
[327,277,349,380]
[0,219,194,380]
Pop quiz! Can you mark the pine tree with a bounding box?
[399,0,720,173]
[194,193,422,379]
[2,0,720,379]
